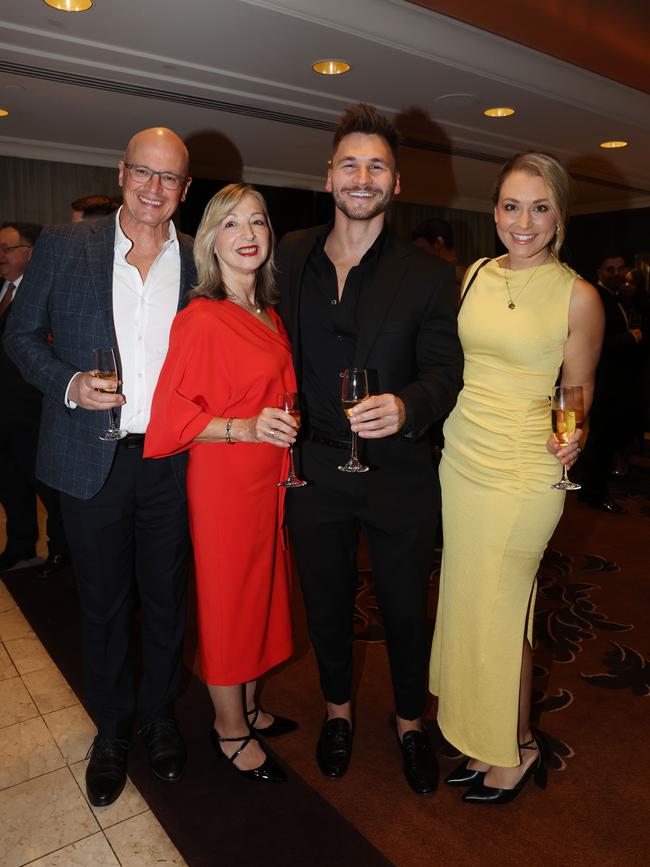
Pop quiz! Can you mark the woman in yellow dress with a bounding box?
[429,153,604,804]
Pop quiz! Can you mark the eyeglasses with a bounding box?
[0,244,30,254]
[123,162,187,191]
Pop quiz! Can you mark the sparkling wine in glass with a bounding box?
[92,348,127,442]
[338,368,369,473]
[550,386,580,491]
[277,392,306,488]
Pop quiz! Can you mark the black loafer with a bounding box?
[316,717,352,778]
[37,552,69,577]
[399,730,438,794]
[445,758,486,787]
[139,718,186,783]
[85,735,130,807]
[579,495,627,514]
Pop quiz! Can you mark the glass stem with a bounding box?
[351,431,359,463]
[288,445,296,480]
[107,408,117,432]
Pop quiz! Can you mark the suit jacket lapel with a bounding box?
[178,233,195,311]
[355,231,409,368]
[88,216,118,348]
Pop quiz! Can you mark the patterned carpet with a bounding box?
[4,457,649,866]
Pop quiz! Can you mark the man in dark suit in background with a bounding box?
[0,222,69,575]
[579,252,642,513]
[277,104,463,794]
[5,127,195,807]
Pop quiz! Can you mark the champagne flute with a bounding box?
[570,385,585,428]
[550,386,580,491]
[92,348,127,442]
[277,392,306,488]
[338,367,369,473]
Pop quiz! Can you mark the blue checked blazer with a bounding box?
[3,214,196,499]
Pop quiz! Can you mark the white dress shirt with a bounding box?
[112,209,181,433]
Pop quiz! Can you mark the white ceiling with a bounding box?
[1,0,649,213]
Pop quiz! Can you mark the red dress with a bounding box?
[144,298,294,685]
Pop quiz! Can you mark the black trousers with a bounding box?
[61,443,189,739]
[0,426,68,557]
[287,439,437,720]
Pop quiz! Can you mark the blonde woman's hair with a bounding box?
[493,152,570,258]
[191,183,278,307]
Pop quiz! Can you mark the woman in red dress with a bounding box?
[145,184,299,783]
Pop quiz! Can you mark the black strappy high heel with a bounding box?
[209,728,287,783]
[461,733,547,804]
[246,704,298,738]
[444,757,487,787]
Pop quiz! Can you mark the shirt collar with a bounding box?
[113,206,178,255]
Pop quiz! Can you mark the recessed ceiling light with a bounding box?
[312,59,351,76]
[483,107,515,118]
[0,108,9,117]
[42,0,93,11]
[599,140,628,149]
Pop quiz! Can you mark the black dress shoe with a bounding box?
[210,728,286,782]
[398,730,438,794]
[316,717,352,778]
[246,704,298,737]
[139,718,186,783]
[462,735,547,804]
[37,552,69,578]
[85,735,130,807]
[579,494,627,514]
[445,757,486,787]
[0,548,36,571]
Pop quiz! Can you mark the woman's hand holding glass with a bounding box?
[234,407,298,446]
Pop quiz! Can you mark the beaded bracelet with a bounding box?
[225,418,235,444]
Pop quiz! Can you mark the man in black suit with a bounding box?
[277,104,463,793]
[5,127,195,806]
[0,222,69,574]
[579,253,642,513]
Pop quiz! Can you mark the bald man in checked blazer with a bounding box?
[5,127,196,808]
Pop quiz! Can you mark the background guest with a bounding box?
[578,252,642,511]
[0,221,69,575]
[70,194,119,222]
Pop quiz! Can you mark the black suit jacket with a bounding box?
[594,282,640,406]
[1,288,43,431]
[277,224,463,467]
[4,214,196,499]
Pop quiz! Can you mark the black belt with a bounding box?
[309,430,351,450]
[118,433,146,449]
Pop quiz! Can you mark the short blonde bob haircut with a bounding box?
[493,152,570,259]
[191,183,278,307]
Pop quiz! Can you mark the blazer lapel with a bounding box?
[178,233,195,311]
[355,231,409,368]
[87,216,118,348]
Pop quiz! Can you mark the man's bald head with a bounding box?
[124,127,189,176]
[119,127,191,231]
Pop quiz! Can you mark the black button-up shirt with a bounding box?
[299,226,386,440]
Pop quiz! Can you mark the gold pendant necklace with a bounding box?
[503,254,550,309]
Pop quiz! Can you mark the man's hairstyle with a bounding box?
[70,194,119,217]
[332,103,400,166]
[0,222,42,246]
[412,217,454,249]
[597,251,626,269]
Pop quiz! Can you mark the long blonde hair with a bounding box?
[191,183,278,307]
[493,153,569,258]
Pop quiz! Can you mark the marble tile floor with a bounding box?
[0,578,187,867]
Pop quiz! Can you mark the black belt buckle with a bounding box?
[119,433,146,449]
[309,431,351,450]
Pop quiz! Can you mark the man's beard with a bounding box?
[332,186,391,221]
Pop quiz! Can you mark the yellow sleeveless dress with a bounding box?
[429,257,575,767]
